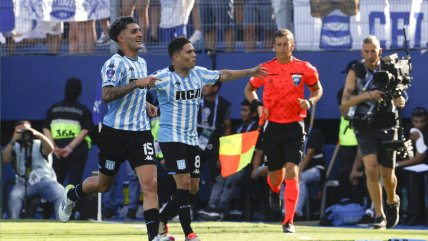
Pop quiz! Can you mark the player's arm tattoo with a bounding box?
[102,82,137,103]
[220,70,233,80]
[219,69,253,82]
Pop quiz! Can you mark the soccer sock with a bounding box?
[67,183,88,201]
[190,194,198,219]
[175,189,193,236]
[283,178,299,224]
[143,208,159,241]
[159,196,178,224]
[266,175,280,193]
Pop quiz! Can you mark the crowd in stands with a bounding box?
[0,0,291,54]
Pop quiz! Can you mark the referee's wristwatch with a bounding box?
[307,99,314,108]
[251,99,263,111]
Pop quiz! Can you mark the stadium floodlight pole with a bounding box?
[109,0,119,54]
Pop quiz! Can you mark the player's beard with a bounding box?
[187,59,196,69]
[134,42,143,51]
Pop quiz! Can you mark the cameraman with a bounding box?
[341,35,405,229]
[2,121,64,219]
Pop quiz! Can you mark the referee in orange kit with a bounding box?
[244,29,323,233]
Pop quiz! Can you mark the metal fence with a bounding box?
[1,0,290,55]
[1,0,426,55]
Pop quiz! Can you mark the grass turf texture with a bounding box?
[1,220,427,241]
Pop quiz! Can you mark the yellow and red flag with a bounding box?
[219,130,259,177]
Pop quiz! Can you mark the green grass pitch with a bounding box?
[1,220,427,241]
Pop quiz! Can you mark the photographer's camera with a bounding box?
[21,130,34,144]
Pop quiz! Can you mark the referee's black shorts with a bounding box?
[263,121,305,171]
[97,124,156,176]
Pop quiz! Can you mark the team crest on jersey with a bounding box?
[105,160,115,170]
[107,69,115,80]
[292,74,302,86]
[176,159,186,170]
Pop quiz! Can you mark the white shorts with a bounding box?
[37,21,64,35]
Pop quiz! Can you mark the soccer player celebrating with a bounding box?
[151,38,266,241]
[244,29,323,233]
[58,16,161,241]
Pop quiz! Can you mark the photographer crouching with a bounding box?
[2,120,64,219]
[340,35,408,229]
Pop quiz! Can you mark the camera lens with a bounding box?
[21,130,34,143]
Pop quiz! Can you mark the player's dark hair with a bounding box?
[65,77,82,101]
[168,38,191,58]
[109,16,138,42]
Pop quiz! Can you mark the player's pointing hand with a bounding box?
[137,76,160,88]
[248,65,268,79]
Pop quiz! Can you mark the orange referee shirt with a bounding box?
[249,57,319,124]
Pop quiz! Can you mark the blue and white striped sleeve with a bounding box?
[152,69,171,91]
[195,66,221,86]
[101,58,124,88]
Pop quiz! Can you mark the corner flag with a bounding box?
[219,130,259,177]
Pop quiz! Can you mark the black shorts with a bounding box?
[159,142,200,178]
[262,121,305,171]
[97,125,156,176]
[354,127,397,168]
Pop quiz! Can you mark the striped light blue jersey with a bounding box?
[152,65,220,145]
[100,50,150,131]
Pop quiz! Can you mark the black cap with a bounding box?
[341,60,360,74]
